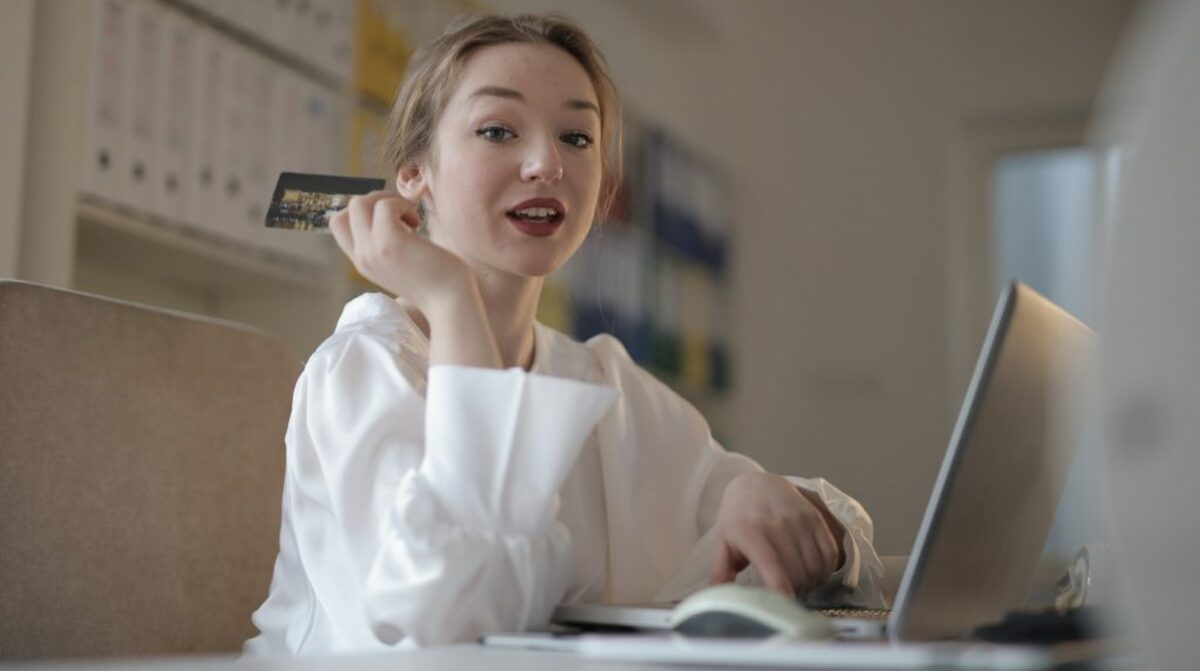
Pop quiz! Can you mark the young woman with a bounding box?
[245,13,884,655]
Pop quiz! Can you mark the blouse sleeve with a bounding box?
[583,335,884,609]
[784,476,888,609]
[653,442,888,610]
[283,331,617,648]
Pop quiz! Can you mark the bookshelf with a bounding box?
[19,0,360,358]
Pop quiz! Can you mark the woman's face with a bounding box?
[402,42,604,280]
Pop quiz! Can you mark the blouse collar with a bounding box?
[336,292,554,376]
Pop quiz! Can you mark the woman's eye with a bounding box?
[562,132,594,149]
[476,126,516,142]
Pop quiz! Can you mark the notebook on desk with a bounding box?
[553,282,1094,643]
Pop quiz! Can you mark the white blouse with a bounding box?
[244,293,885,655]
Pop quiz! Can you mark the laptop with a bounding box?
[552,282,1094,642]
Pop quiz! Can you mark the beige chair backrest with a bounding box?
[0,280,298,660]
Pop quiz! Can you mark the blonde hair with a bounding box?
[382,13,624,221]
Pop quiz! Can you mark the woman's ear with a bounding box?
[396,162,428,202]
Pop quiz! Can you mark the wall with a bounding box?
[486,0,1137,554]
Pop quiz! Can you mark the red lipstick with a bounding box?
[505,198,566,237]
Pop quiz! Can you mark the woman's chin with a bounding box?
[486,246,573,279]
[504,256,564,279]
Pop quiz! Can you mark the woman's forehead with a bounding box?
[451,42,599,111]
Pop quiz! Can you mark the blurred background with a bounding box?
[0,0,1140,563]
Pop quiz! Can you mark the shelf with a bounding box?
[159,0,349,93]
[75,197,335,293]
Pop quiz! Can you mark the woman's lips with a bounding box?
[507,197,565,213]
[506,212,563,237]
[505,197,566,238]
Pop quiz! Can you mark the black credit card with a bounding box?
[265,172,386,232]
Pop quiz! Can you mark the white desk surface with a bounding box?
[2,647,705,671]
[0,638,1075,671]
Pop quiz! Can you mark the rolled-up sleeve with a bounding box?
[250,331,618,652]
[786,476,887,609]
[364,365,618,645]
[650,452,887,610]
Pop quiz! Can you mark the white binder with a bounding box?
[242,50,276,253]
[202,0,237,31]
[122,0,166,218]
[270,70,304,180]
[215,40,252,246]
[263,0,290,59]
[263,68,312,264]
[187,23,225,238]
[328,0,355,83]
[296,0,319,69]
[229,0,263,39]
[277,0,304,63]
[300,78,336,174]
[81,0,130,205]
[324,88,348,176]
[157,6,197,225]
[286,78,341,266]
[310,0,335,78]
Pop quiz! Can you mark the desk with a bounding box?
[3,639,1113,671]
[4,647,695,671]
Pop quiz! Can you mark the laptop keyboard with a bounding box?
[817,608,891,620]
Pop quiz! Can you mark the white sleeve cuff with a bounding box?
[785,475,888,608]
[419,365,619,534]
[785,476,864,588]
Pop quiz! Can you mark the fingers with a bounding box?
[791,534,831,592]
[773,532,818,593]
[371,198,420,260]
[709,541,740,586]
[756,528,841,596]
[811,521,841,575]
[328,208,352,256]
[801,497,841,578]
[718,521,840,597]
[712,475,849,599]
[347,191,383,259]
[734,531,794,596]
[333,190,419,272]
[712,534,795,596]
[373,196,421,233]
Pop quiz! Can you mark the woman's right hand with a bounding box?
[329,190,503,370]
[328,190,471,313]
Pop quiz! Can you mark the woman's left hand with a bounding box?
[710,472,846,597]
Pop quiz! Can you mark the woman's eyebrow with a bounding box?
[468,85,600,117]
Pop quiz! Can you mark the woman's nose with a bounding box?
[520,137,564,184]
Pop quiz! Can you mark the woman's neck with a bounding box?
[398,268,542,372]
[474,268,542,371]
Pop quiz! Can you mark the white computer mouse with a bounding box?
[669,584,836,640]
